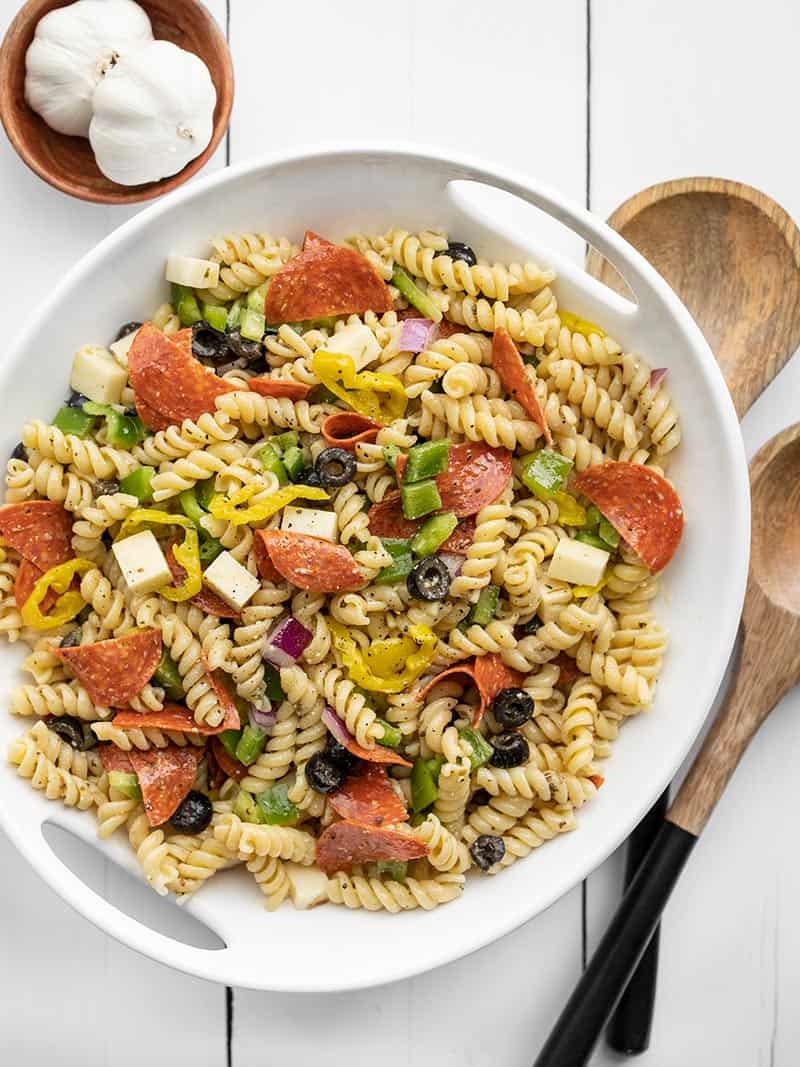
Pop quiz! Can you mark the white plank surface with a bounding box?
[1,0,799,1064]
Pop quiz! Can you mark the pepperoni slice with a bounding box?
[265,231,393,324]
[128,744,203,826]
[492,328,552,445]
[99,744,134,774]
[199,651,241,731]
[334,733,411,769]
[419,653,525,726]
[574,462,684,573]
[393,442,512,519]
[367,496,475,555]
[113,702,227,734]
[164,541,241,620]
[247,378,311,400]
[330,764,409,827]
[172,328,193,353]
[553,652,582,690]
[0,500,73,571]
[254,529,367,593]
[321,412,381,451]
[14,557,58,612]
[129,323,238,431]
[436,320,467,339]
[55,629,162,708]
[210,736,248,781]
[252,533,281,583]
[316,820,428,875]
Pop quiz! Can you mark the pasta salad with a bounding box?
[2,227,684,913]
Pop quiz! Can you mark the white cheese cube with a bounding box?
[324,322,381,370]
[165,254,220,289]
[112,530,172,596]
[109,328,139,366]
[70,344,128,405]
[548,538,610,587]
[203,550,260,611]
[284,862,328,910]
[280,506,338,543]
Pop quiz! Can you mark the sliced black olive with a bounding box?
[67,390,89,409]
[493,687,534,729]
[94,479,120,497]
[470,833,505,871]
[489,732,530,768]
[226,329,265,364]
[315,447,357,489]
[171,790,213,833]
[49,715,92,750]
[76,605,93,624]
[113,321,143,343]
[438,241,477,267]
[407,556,451,601]
[192,320,230,364]
[214,356,249,378]
[325,736,358,774]
[59,630,81,649]
[9,442,27,462]
[518,615,542,637]
[294,466,323,489]
[306,751,347,794]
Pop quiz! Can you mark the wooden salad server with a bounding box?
[586,176,800,1056]
[532,180,800,1067]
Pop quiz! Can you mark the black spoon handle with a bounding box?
[532,819,696,1067]
[605,788,670,1055]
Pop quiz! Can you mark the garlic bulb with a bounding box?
[89,40,217,186]
[24,0,153,137]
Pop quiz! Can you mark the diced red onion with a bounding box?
[399,317,437,354]
[322,706,355,746]
[439,552,464,579]
[250,701,276,729]
[650,368,668,389]
[262,615,312,667]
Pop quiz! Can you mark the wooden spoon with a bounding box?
[586,177,800,1056]
[532,184,800,1067]
[586,177,800,416]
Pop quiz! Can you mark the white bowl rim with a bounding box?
[0,141,750,992]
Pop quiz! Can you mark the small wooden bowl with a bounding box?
[0,0,234,204]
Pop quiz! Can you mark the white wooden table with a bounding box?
[2,1,799,1063]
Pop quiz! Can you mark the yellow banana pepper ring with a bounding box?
[329,620,437,694]
[551,491,586,527]
[312,350,407,422]
[208,484,329,527]
[116,508,194,542]
[161,527,202,602]
[558,309,606,339]
[21,558,94,630]
[573,576,608,599]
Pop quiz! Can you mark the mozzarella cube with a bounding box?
[548,538,610,587]
[324,322,381,370]
[203,550,260,612]
[280,506,338,543]
[284,862,328,910]
[70,344,128,405]
[165,254,220,289]
[109,328,139,366]
[112,530,172,596]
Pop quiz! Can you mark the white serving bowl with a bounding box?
[0,146,749,992]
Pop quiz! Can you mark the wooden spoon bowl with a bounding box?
[587,177,800,416]
[0,0,234,204]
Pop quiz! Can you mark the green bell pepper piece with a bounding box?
[383,444,402,471]
[519,449,573,497]
[574,530,611,551]
[401,478,442,520]
[584,505,602,529]
[233,788,264,824]
[282,446,305,481]
[258,444,289,486]
[270,430,300,454]
[120,466,155,503]
[598,517,620,549]
[240,308,266,342]
[152,649,185,701]
[108,771,141,800]
[235,725,267,767]
[374,719,402,747]
[196,477,216,511]
[172,283,203,327]
[411,757,443,812]
[198,536,224,565]
[53,405,95,438]
[467,584,500,627]
[403,439,451,483]
[458,726,493,770]
[391,266,443,323]
[202,303,229,332]
[256,782,299,826]
[247,282,269,311]
[410,511,457,558]
[263,663,286,704]
[226,299,243,332]
[377,539,414,583]
[179,487,206,526]
[219,728,243,759]
[376,860,408,882]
